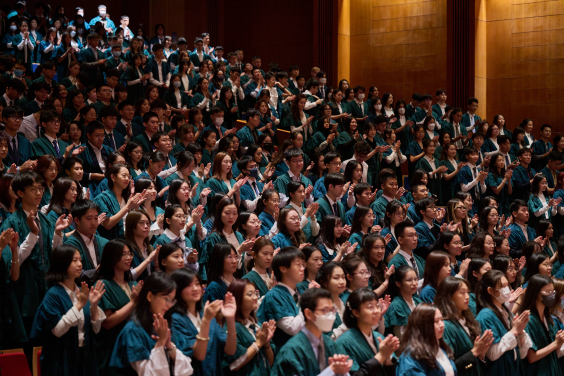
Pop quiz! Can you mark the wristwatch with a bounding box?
[166,343,177,353]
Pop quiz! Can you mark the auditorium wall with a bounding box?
[474,0,564,134]
[337,0,450,108]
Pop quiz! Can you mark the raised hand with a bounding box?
[472,330,494,357]
[77,281,90,310]
[328,354,353,374]
[27,210,40,235]
[459,258,471,276]
[203,300,224,322]
[131,281,144,302]
[97,213,107,227]
[221,292,237,319]
[89,280,106,307]
[55,214,73,233]
[384,265,395,280]
[376,335,400,361]
[378,294,392,315]
[509,287,524,304]
[383,233,392,245]
[152,313,171,347]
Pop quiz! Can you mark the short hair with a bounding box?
[497,135,510,145]
[467,97,478,105]
[117,100,134,112]
[46,245,80,282]
[516,147,532,158]
[86,120,104,135]
[412,93,423,101]
[71,199,100,219]
[354,142,371,155]
[151,131,168,146]
[2,105,24,119]
[152,43,164,53]
[12,171,43,198]
[324,173,345,190]
[100,105,118,119]
[510,200,527,217]
[284,147,304,161]
[415,197,435,216]
[149,99,167,111]
[549,151,561,162]
[540,124,551,132]
[306,79,319,90]
[354,85,365,93]
[300,287,332,318]
[210,106,224,116]
[177,37,187,46]
[464,146,478,156]
[143,111,159,123]
[323,151,341,165]
[353,182,372,198]
[395,219,415,239]
[6,78,25,93]
[436,89,447,96]
[472,131,484,140]
[236,155,254,173]
[271,246,305,282]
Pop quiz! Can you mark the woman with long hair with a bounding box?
[45,177,78,233]
[435,277,493,376]
[271,206,307,250]
[384,265,421,339]
[445,199,476,249]
[440,142,465,206]
[109,271,193,374]
[124,209,159,281]
[203,242,239,304]
[380,200,406,262]
[420,251,452,303]
[134,177,164,239]
[224,279,275,375]
[341,254,372,303]
[396,304,456,376]
[435,231,469,277]
[124,141,145,178]
[287,94,314,141]
[466,259,492,315]
[486,153,513,217]
[335,116,364,160]
[528,174,559,231]
[207,152,245,207]
[295,245,324,295]
[316,215,353,262]
[285,181,320,243]
[242,238,275,299]
[36,154,60,207]
[95,239,143,375]
[316,262,349,340]
[361,233,395,298]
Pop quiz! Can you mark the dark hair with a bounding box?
[383,200,404,228]
[434,277,481,338]
[170,268,203,315]
[228,279,258,323]
[509,199,527,218]
[107,164,132,201]
[134,177,156,208]
[511,127,525,144]
[467,258,490,292]
[158,243,183,271]
[361,233,388,287]
[531,174,548,196]
[207,242,237,283]
[475,270,511,329]
[350,206,372,235]
[12,171,44,203]
[422,251,450,289]
[466,231,494,259]
[399,304,453,367]
[492,254,521,289]
[46,245,80,282]
[163,205,184,231]
[96,239,133,282]
[299,287,332,319]
[69,199,99,220]
[342,288,379,328]
[210,196,238,234]
[316,215,344,249]
[341,253,367,289]
[518,274,554,326]
[0,173,15,210]
[272,246,305,282]
[523,253,548,282]
[277,207,306,246]
[316,262,344,289]
[132,271,177,334]
[167,179,191,209]
[388,265,417,299]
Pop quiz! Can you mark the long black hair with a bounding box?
[207,242,237,283]
[132,271,177,334]
[171,268,203,315]
[96,239,133,282]
[518,274,554,326]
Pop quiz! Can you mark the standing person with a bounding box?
[30,245,106,375]
[396,304,457,376]
[109,271,194,375]
[435,277,493,376]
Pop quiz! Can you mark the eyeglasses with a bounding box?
[138,221,150,227]
[249,219,262,226]
[8,116,23,122]
[270,199,281,204]
[245,290,261,298]
[227,254,241,261]
[353,271,371,277]
[122,252,134,258]
[404,233,419,239]
[29,186,45,194]
[157,295,177,306]
[314,307,337,315]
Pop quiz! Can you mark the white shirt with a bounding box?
[223,230,241,250]
[354,99,365,115]
[88,141,106,173]
[460,163,487,195]
[275,283,305,336]
[525,133,534,145]
[187,311,201,331]
[534,193,557,219]
[79,231,98,267]
[52,283,106,347]
[517,223,529,241]
[343,157,368,184]
[467,112,476,127]
[436,349,455,376]
[423,155,437,176]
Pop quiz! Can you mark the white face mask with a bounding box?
[398,108,405,115]
[495,286,511,304]
[428,123,435,131]
[214,117,224,126]
[375,104,382,111]
[70,30,76,37]
[173,81,181,88]
[99,11,106,17]
[319,78,327,84]
[357,93,365,101]
[313,312,336,332]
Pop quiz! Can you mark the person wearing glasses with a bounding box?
[414,197,454,260]
[270,287,353,376]
[61,199,108,282]
[225,278,276,375]
[95,239,143,375]
[109,271,194,375]
[31,109,73,162]
[384,265,421,339]
[388,221,426,288]
[203,243,239,304]
[2,106,32,168]
[273,147,314,207]
[171,268,238,376]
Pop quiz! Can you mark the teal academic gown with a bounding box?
[30,284,99,376]
[223,320,271,376]
[527,194,553,232]
[485,173,512,217]
[273,172,312,197]
[336,327,395,374]
[440,159,459,206]
[0,246,28,346]
[388,252,425,278]
[523,312,561,376]
[242,270,272,298]
[172,312,227,376]
[270,330,346,376]
[31,136,69,159]
[257,284,300,350]
[96,279,137,376]
[476,307,524,376]
[442,319,481,376]
[203,279,228,304]
[63,233,109,272]
[397,350,457,376]
[1,209,55,321]
[93,190,125,240]
[415,157,442,198]
[201,231,244,281]
[314,196,346,223]
[384,295,422,334]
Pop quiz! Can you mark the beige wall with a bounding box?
[338,0,449,103]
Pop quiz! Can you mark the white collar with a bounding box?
[289,200,304,214]
[382,194,394,202]
[79,231,94,245]
[398,249,415,261]
[88,141,102,151]
[164,228,184,241]
[278,282,297,297]
[45,134,57,143]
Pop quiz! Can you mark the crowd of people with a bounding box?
[1,1,564,376]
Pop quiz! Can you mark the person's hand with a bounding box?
[305,184,314,197]
[152,313,171,348]
[203,300,224,322]
[477,171,488,182]
[328,355,353,375]
[7,230,18,252]
[256,321,270,348]
[299,242,312,250]
[55,214,73,233]
[509,287,525,304]
[19,160,37,172]
[471,214,479,228]
[118,142,128,153]
[59,132,70,142]
[516,256,526,272]
[221,292,237,319]
[264,319,276,344]
[97,213,107,227]
[395,187,405,200]
[126,190,147,210]
[511,310,530,335]
[501,228,511,239]
[383,233,392,245]
[371,225,381,233]
[0,229,14,250]
[89,280,106,307]
[98,59,107,65]
[555,330,564,347]
[305,162,315,175]
[264,167,275,180]
[304,202,319,219]
[308,280,321,289]
[186,249,198,264]
[378,294,392,315]
[190,205,205,224]
[146,245,161,264]
[8,164,16,174]
[549,198,555,207]
[375,335,400,362]
[77,281,90,310]
[204,163,212,177]
[131,281,144,302]
[327,133,336,144]
[27,211,40,235]
[436,209,446,222]
[437,165,448,174]
[239,238,257,254]
[471,330,494,358]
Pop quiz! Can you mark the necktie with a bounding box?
[332,203,338,217]
[293,292,299,305]
[9,100,13,107]
[107,133,116,150]
[505,155,510,166]
[252,181,259,196]
[318,340,327,371]
[52,140,60,157]
[410,256,419,280]
[35,217,44,256]
[472,166,478,194]
[10,138,18,165]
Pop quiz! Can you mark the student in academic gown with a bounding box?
[202,242,239,304]
[62,199,108,282]
[1,172,61,334]
[224,278,275,376]
[30,245,106,376]
[388,221,426,282]
[270,207,308,251]
[420,252,452,304]
[511,148,536,202]
[435,277,494,376]
[242,238,275,299]
[486,154,513,217]
[201,196,249,281]
[475,270,532,376]
[272,147,313,202]
[78,33,107,86]
[270,288,353,376]
[518,274,564,376]
[31,109,71,161]
[528,174,559,232]
[507,200,538,258]
[396,304,457,376]
[256,246,306,350]
[531,124,553,172]
[109,271,194,375]
[12,21,35,73]
[457,147,488,216]
[336,288,398,376]
[77,121,114,192]
[415,139,446,198]
[384,265,421,339]
[95,239,142,376]
[122,53,149,103]
[171,268,238,376]
[206,152,245,207]
[2,106,32,167]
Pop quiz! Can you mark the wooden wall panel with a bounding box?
[343,0,449,105]
[475,0,564,136]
